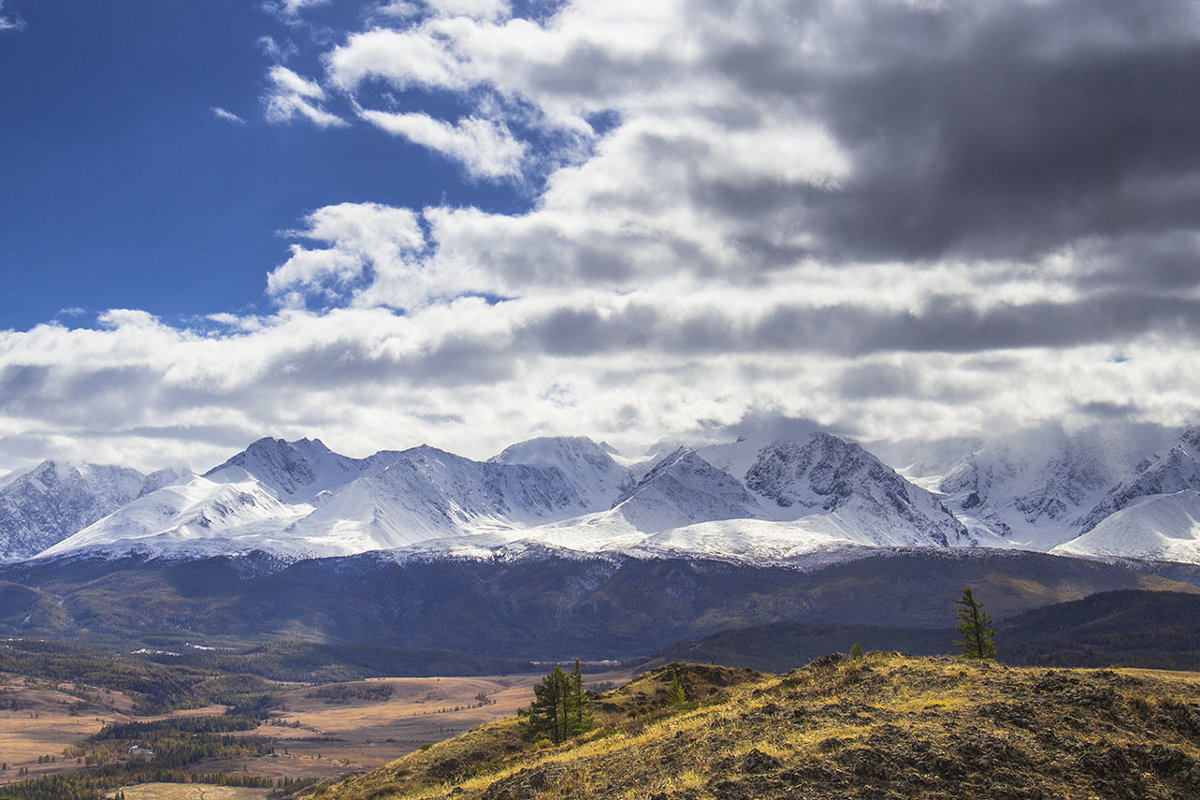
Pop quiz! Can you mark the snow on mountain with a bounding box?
[280,444,608,556]
[0,461,187,561]
[24,426,1200,567]
[204,437,367,502]
[38,475,313,559]
[933,426,1161,550]
[1077,429,1200,534]
[492,436,631,510]
[512,433,976,561]
[1052,490,1200,563]
[601,447,760,533]
[739,433,974,547]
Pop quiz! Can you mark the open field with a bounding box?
[0,666,635,790]
[206,668,634,778]
[0,675,130,783]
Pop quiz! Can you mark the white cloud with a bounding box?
[359,111,524,178]
[5,0,1200,472]
[211,107,246,124]
[0,0,24,31]
[265,0,330,17]
[425,0,511,21]
[263,66,347,128]
[267,203,429,307]
[327,28,470,93]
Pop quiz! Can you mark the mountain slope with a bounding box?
[38,475,313,559]
[741,433,973,547]
[933,426,1150,549]
[18,426,1200,567]
[0,461,186,560]
[204,436,368,502]
[1077,428,1200,534]
[492,436,631,511]
[4,549,1196,657]
[1053,490,1200,563]
[656,588,1200,673]
[285,445,600,554]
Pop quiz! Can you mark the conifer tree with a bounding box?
[849,642,864,661]
[666,672,686,708]
[954,588,996,660]
[520,660,592,743]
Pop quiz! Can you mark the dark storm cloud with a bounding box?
[835,363,920,399]
[515,291,1200,359]
[1075,401,1139,421]
[1076,232,1200,292]
[258,334,516,388]
[697,0,1200,275]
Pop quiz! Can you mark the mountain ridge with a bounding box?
[7,426,1200,567]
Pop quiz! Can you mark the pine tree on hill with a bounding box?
[955,588,996,660]
[666,671,686,708]
[520,659,593,743]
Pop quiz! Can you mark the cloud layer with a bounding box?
[2,0,1199,471]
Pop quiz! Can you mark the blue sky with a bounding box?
[1,0,1198,472]
[0,0,523,328]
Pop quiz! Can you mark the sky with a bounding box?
[0,0,1198,472]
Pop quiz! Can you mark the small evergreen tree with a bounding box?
[520,660,592,743]
[666,672,686,708]
[849,642,864,661]
[954,588,996,660]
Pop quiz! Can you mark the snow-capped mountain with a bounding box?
[1076,429,1200,534]
[741,433,973,547]
[611,447,762,532]
[931,426,1165,550]
[204,437,368,502]
[492,436,631,510]
[38,474,311,559]
[284,444,613,556]
[1053,491,1200,563]
[16,425,1200,566]
[1048,429,1200,562]
[504,433,975,562]
[0,461,188,560]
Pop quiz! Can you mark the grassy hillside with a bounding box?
[308,655,1200,800]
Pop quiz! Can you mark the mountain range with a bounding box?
[1,425,1198,567]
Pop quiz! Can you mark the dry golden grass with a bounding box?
[0,674,131,784]
[311,655,1200,800]
[208,669,633,779]
[104,783,273,799]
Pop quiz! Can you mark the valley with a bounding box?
[0,651,632,798]
[3,429,1200,797]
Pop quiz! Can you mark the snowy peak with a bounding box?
[0,460,179,561]
[1053,490,1200,564]
[745,432,883,513]
[1079,429,1200,534]
[204,437,366,502]
[932,427,1150,550]
[612,448,761,533]
[38,475,311,560]
[285,444,599,554]
[492,436,631,511]
[742,433,971,547]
